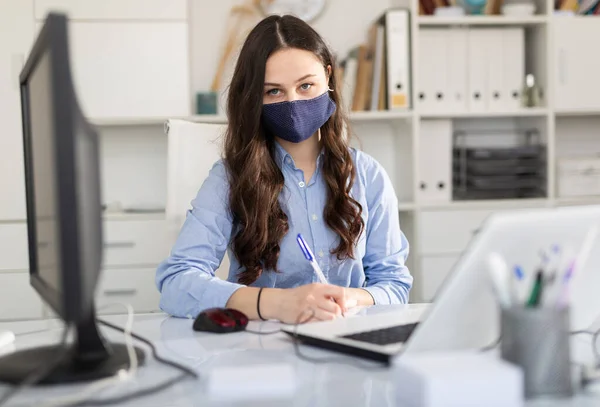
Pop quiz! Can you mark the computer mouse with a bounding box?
[193,308,248,333]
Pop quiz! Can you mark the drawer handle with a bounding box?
[104,242,136,249]
[103,289,137,297]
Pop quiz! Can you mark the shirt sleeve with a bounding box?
[360,156,413,305]
[155,161,244,318]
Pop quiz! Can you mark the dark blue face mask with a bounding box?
[261,91,336,143]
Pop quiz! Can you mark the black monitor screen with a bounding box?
[24,50,62,294]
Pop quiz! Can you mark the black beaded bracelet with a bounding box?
[257,287,267,321]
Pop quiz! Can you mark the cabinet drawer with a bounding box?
[0,224,29,271]
[103,220,171,267]
[0,273,44,320]
[419,255,460,302]
[35,0,187,20]
[418,210,491,255]
[96,268,161,314]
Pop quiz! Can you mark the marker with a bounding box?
[542,246,573,307]
[543,244,561,286]
[526,270,544,308]
[511,265,526,304]
[487,252,512,309]
[556,225,598,308]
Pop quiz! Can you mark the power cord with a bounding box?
[96,318,198,379]
[37,304,138,407]
[571,322,600,391]
[35,311,199,407]
[0,325,72,407]
[245,326,281,336]
[1,304,198,407]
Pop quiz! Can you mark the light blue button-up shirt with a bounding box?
[156,142,413,318]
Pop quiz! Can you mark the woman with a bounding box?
[156,14,413,324]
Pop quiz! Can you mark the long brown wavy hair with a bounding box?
[224,14,364,285]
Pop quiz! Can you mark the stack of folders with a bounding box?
[417,27,526,114]
[337,8,411,112]
[452,129,547,200]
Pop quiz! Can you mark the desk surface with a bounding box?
[0,304,599,407]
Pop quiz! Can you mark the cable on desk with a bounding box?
[37,304,138,407]
[570,320,600,390]
[245,325,282,335]
[0,325,72,407]
[51,317,200,406]
[74,373,187,407]
[96,318,198,380]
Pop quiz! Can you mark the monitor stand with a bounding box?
[0,308,145,385]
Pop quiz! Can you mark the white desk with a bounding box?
[0,304,599,407]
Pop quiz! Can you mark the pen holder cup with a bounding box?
[500,306,573,399]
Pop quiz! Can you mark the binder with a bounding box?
[486,29,506,111]
[369,24,385,111]
[384,9,411,110]
[467,28,488,112]
[341,48,358,111]
[417,29,438,112]
[446,28,468,113]
[352,45,371,111]
[502,28,525,111]
[417,119,452,203]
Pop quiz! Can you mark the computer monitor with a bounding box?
[0,12,144,385]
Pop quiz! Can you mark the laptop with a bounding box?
[282,205,600,364]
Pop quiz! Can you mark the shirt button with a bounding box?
[311,214,318,221]
[285,157,291,164]
[298,181,305,188]
[318,250,324,258]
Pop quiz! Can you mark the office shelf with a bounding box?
[102,211,166,221]
[398,201,416,211]
[92,110,415,127]
[553,197,600,207]
[350,110,413,121]
[419,108,549,119]
[418,15,548,26]
[555,109,600,117]
[417,198,551,211]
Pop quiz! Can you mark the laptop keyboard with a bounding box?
[340,323,419,346]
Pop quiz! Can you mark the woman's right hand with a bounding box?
[263,283,348,324]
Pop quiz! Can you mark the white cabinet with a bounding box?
[0,224,29,271]
[0,0,34,221]
[103,219,171,267]
[554,18,600,113]
[96,268,161,314]
[0,273,44,320]
[33,2,191,120]
[34,0,187,21]
[55,21,190,119]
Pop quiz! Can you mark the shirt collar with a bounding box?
[273,140,325,170]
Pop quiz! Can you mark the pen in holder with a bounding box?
[500,306,573,399]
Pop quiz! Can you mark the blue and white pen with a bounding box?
[296,233,328,284]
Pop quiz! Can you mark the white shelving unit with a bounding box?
[2,0,600,317]
[90,0,600,303]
